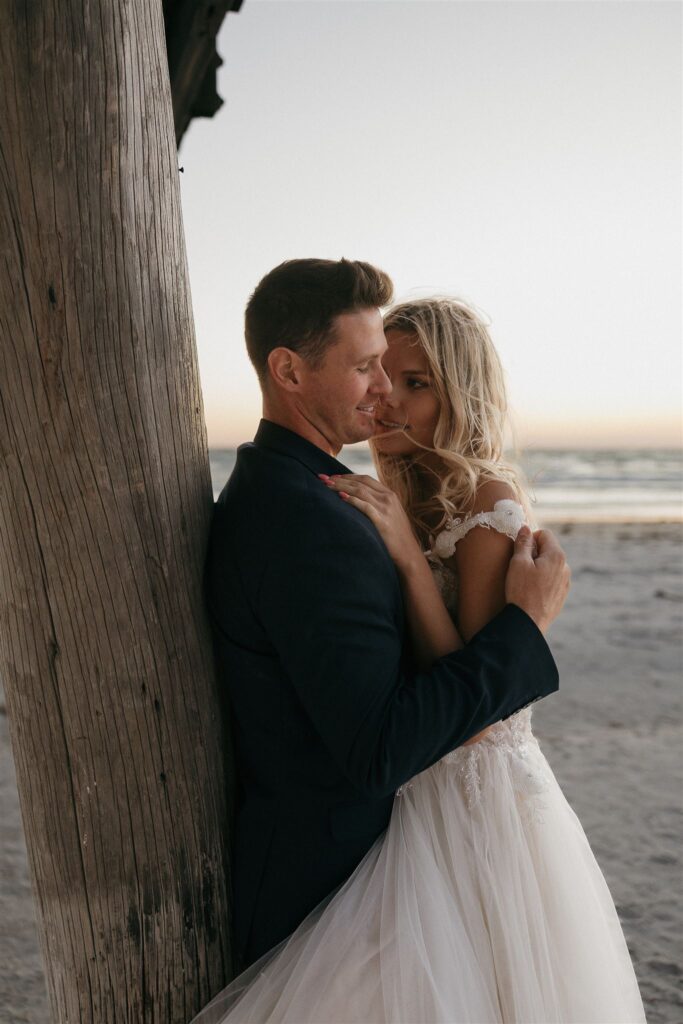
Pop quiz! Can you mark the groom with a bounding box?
[205,258,569,969]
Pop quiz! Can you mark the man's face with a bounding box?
[296,308,392,453]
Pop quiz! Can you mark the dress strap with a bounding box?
[431,499,526,560]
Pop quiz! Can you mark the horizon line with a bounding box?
[207,441,683,452]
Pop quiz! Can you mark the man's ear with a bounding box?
[267,347,302,391]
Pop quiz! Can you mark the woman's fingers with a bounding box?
[325,473,387,495]
[337,490,378,520]
[319,474,381,505]
[318,475,401,532]
[317,473,422,572]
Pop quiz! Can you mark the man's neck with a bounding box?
[261,403,341,457]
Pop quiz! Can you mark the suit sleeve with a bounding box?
[258,507,558,798]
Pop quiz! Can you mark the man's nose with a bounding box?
[370,363,392,397]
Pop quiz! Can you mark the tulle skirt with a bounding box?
[192,710,645,1023]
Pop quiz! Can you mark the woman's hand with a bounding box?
[319,474,424,577]
[320,473,464,666]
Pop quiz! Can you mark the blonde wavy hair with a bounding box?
[370,297,529,547]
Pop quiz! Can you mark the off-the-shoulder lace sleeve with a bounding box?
[431,499,526,560]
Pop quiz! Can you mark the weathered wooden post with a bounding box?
[0,1,232,1020]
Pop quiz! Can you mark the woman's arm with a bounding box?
[321,475,524,707]
[319,473,462,668]
[393,548,463,668]
[451,480,521,642]
[449,480,522,743]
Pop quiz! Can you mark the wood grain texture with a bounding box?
[0,2,233,1020]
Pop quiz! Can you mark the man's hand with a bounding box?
[505,526,571,634]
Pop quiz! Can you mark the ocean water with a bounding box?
[209,446,683,523]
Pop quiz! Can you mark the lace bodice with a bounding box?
[396,498,537,801]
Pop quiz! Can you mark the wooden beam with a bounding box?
[0,1,233,1017]
[163,0,244,146]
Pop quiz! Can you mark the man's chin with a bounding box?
[343,419,376,445]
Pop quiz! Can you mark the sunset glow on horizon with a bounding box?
[204,407,682,452]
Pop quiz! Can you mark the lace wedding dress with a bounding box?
[193,502,645,1024]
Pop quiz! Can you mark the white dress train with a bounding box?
[193,501,645,1024]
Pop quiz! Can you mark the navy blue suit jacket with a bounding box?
[204,419,558,967]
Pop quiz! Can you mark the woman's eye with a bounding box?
[407,377,428,389]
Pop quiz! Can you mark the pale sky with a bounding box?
[178,0,681,449]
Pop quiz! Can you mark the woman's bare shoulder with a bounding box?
[468,478,520,516]
[438,480,524,568]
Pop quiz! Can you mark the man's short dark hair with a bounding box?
[245,258,394,384]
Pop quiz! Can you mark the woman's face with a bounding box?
[371,329,441,456]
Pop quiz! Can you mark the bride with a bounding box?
[193,298,645,1023]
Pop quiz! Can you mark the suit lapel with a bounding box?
[253,419,351,478]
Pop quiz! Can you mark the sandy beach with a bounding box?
[1,521,681,1023]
